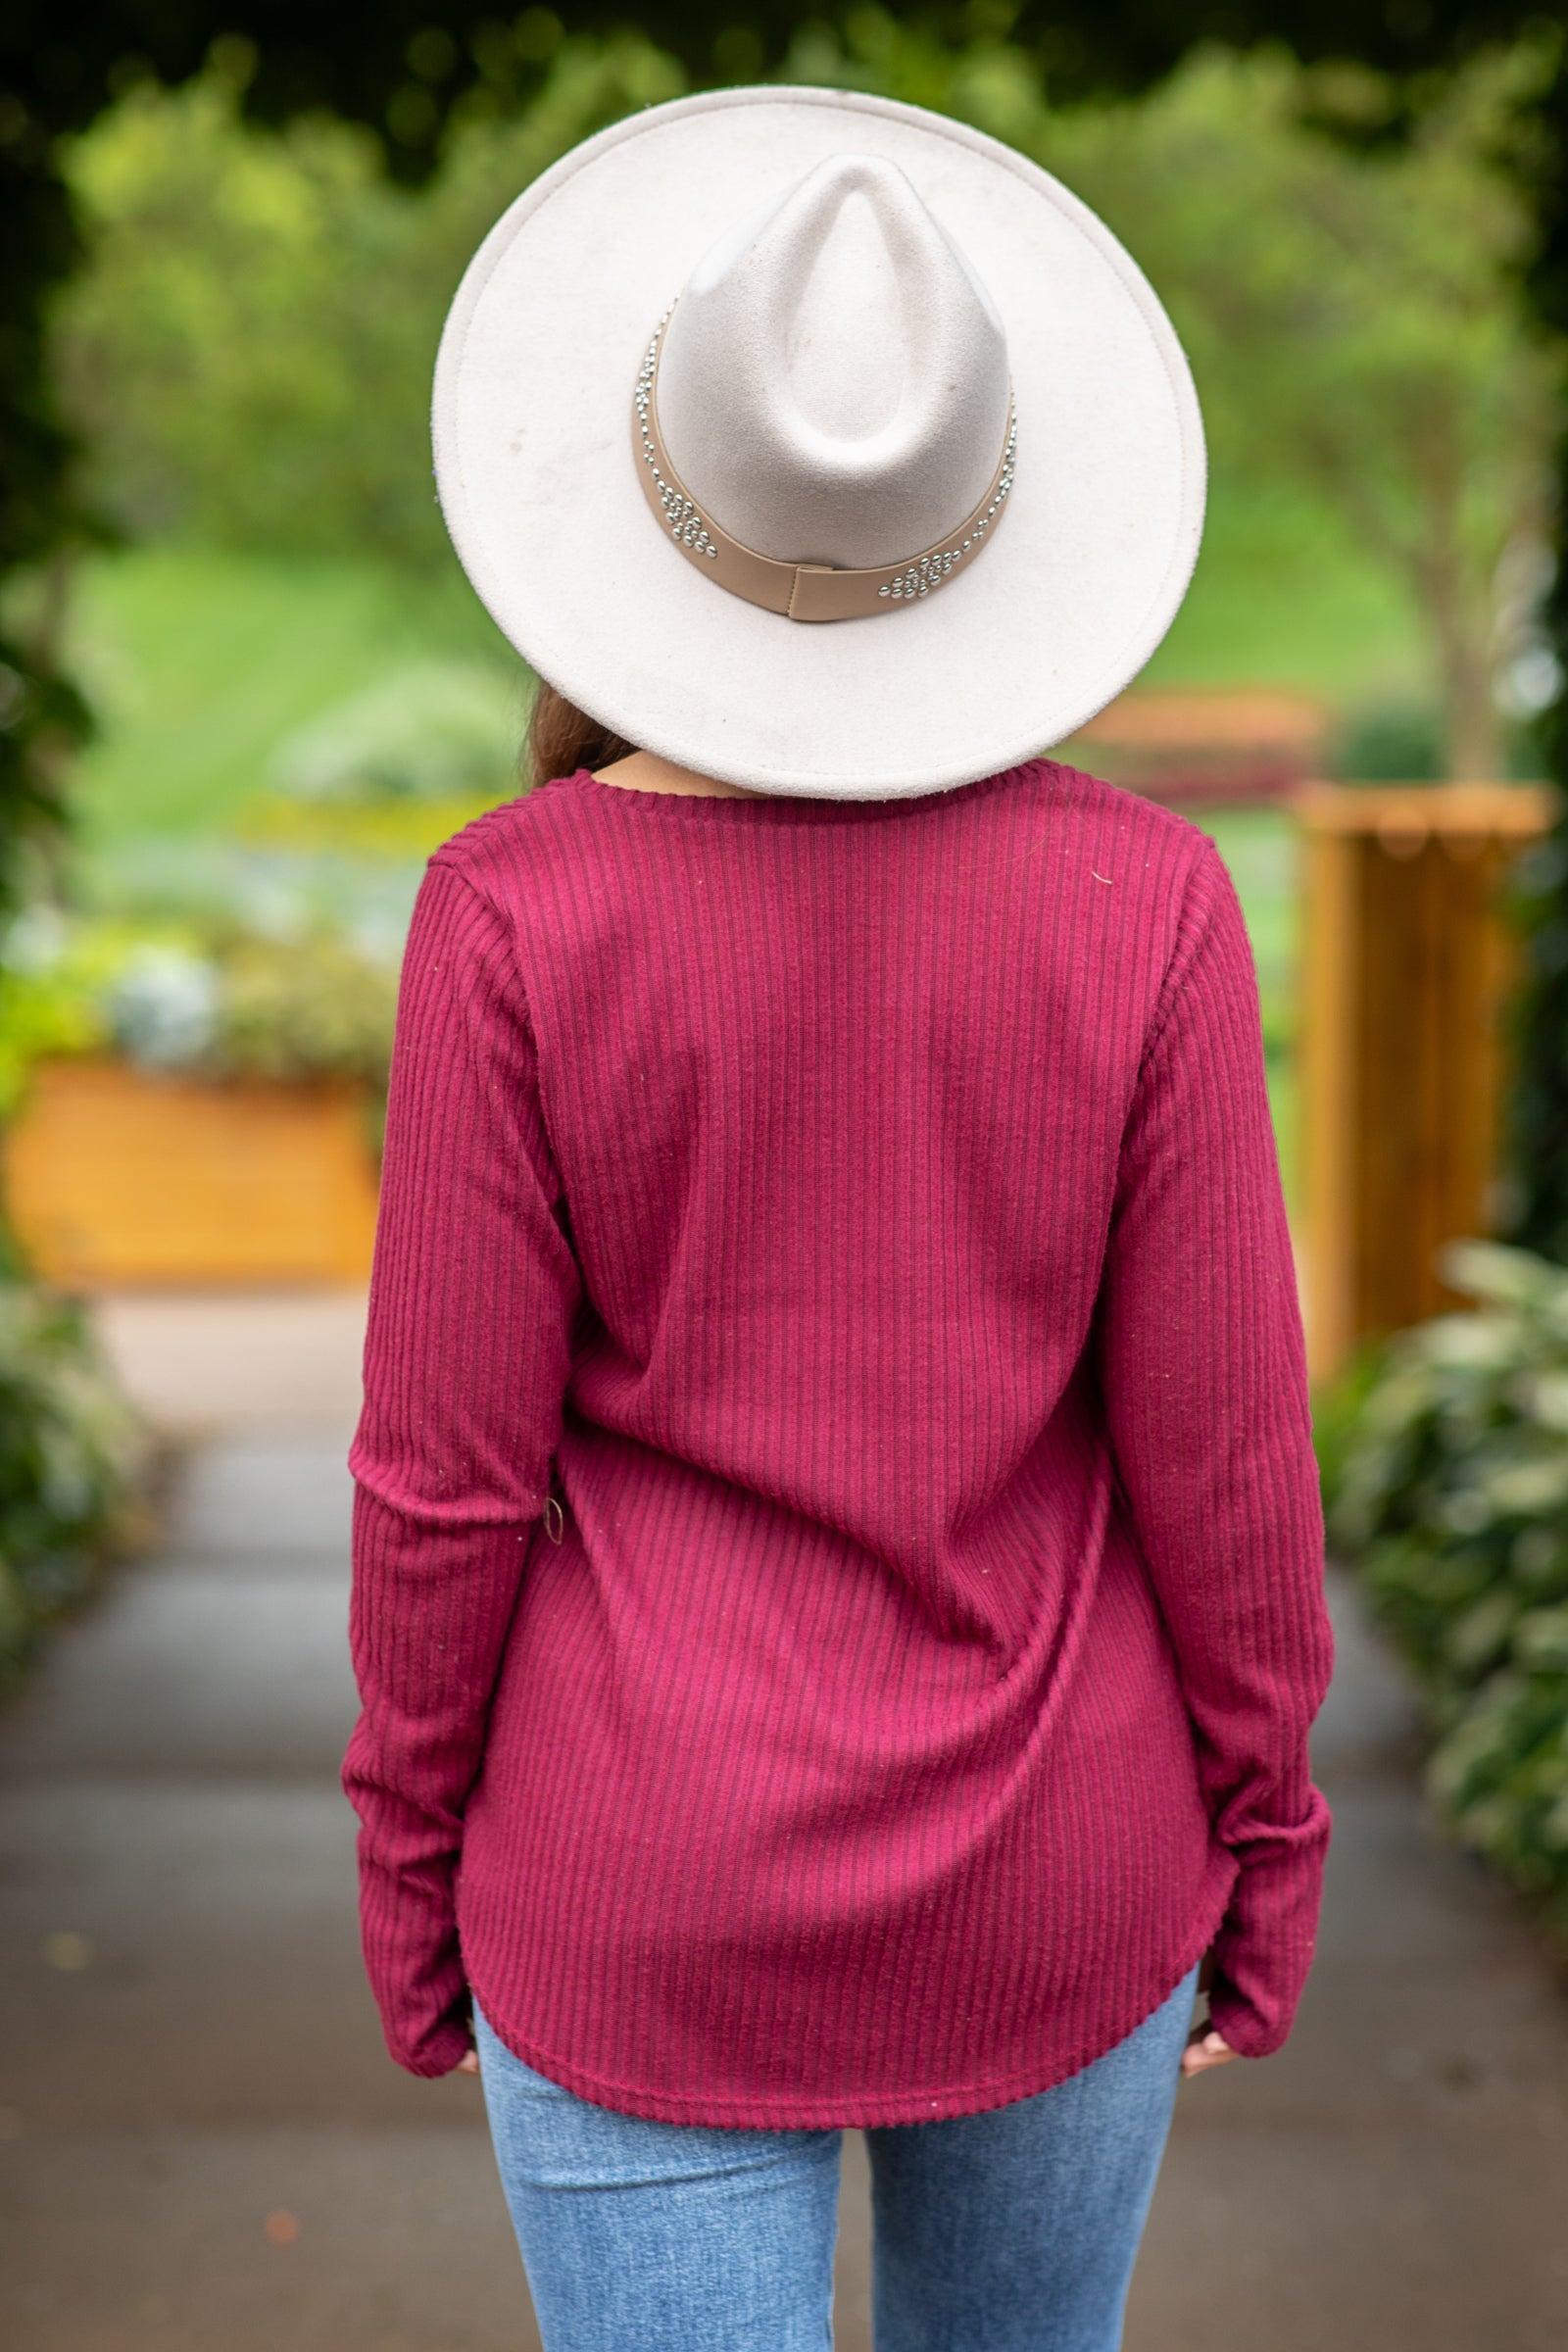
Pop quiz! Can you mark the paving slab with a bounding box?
[2,1426,1566,2349]
[90,1290,368,1436]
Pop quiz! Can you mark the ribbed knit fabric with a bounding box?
[342,757,1335,2127]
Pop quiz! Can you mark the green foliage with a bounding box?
[1326,691,1549,781]
[753,21,1562,780]
[61,523,1401,901]
[57,40,687,568]
[1507,804,1568,1263]
[65,545,512,860]
[1309,1331,1390,1505]
[1,0,1566,1237]
[53,38,1553,782]
[1051,43,1557,785]
[268,661,523,805]
[0,911,399,1108]
[214,929,400,1090]
[1505,56,1568,1261]
[1324,1239,1568,1934]
[0,5,688,915]
[0,1279,145,1694]
[1328,694,1451,782]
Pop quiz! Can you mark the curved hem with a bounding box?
[463,1854,1239,2131]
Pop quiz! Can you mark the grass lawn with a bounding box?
[1146,474,1420,693]
[1193,806,1302,1207]
[67,472,1421,860]
[69,544,522,856]
[59,480,1408,1203]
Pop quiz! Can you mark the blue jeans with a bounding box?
[472,1960,1200,2351]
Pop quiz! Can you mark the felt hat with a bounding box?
[432,84,1205,801]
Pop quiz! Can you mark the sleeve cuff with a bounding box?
[381,1998,475,2079]
[1205,1974,1295,2058]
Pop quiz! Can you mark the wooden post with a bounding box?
[1298,783,1556,1381]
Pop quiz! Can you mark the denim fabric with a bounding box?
[472,1959,1200,2351]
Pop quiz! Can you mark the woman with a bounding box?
[342,86,1335,2352]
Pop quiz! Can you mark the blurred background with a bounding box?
[2,7,1568,2348]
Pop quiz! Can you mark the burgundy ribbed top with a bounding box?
[342,758,1335,2126]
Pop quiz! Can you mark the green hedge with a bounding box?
[1322,1240,1568,1938]
[0,1280,146,1694]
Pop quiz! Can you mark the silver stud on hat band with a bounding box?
[877,409,1017,599]
[633,299,1017,623]
[635,312,721,562]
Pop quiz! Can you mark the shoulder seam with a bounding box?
[422,849,565,1156]
[423,787,538,877]
[423,852,533,1021]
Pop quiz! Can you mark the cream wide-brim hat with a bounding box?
[432,84,1205,801]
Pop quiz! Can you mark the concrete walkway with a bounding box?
[2,1298,1567,2348]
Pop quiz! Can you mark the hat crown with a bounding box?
[657,152,1011,569]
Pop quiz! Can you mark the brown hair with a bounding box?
[523,679,639,792]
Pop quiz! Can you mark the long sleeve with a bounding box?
[1094,837,1335,2058]
[341,855,581,2077]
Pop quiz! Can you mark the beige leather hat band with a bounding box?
[633,304,1018,623]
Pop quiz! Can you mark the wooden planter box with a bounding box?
[1298,783,1557,1380]
[1068,684,1331,807]
[4,1058,379,1289]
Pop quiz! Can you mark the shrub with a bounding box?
[1327,693,1448,783]
[267,662,521,807]
[1322,1239,1568,1937]
[0,911,399,1112]
[206,928,399,1092]
[1327,691,1548,784]
[0,1281,146,1694]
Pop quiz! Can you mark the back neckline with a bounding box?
[547,763,1042,825]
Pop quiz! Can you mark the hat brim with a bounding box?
[432,84,1205,800]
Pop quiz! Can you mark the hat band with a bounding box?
[633,306,1018,623]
